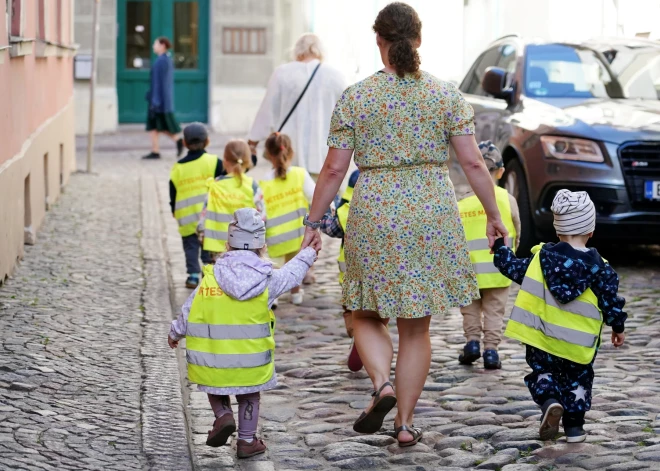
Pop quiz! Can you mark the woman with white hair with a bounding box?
[248,33,346,177]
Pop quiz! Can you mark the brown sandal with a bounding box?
[395,425,422,447]
[353,382,397,434]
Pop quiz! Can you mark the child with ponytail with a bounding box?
[258,132,316,305]
[198,140,265,261]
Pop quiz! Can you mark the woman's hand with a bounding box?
[487,216,509,250]
[301,226,322,253]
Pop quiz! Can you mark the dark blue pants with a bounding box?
[525,345,595,428]
[182,234,213,274]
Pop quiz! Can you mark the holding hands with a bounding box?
[611,331,625,347]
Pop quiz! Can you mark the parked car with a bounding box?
[459,35,660,253]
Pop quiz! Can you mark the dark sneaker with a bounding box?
[540,399,564,440]
[176,138,184,157]
[347,338,363,372]
[458,340,481,365]
[142,152,161,159]
[565,426,587,443]
[186,274,200,289]
[236,435,267,459]
[483,349,502,369]
[206,414,236,447]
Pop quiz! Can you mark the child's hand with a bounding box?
[611,331,625,347]
[168,337,179,349]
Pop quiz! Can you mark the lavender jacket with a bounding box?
[170,247,316,395]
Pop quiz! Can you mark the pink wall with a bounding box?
[0,0,74,166]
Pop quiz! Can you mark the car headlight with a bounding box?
[540,136,604,163]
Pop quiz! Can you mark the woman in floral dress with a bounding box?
[301,2,509,446]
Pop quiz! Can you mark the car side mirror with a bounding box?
[483,67,513,102]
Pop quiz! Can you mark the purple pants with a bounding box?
[208,392,260,441]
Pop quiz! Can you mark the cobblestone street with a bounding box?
[1,136,660,470]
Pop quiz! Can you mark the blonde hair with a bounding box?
[264,132,294,179]
[223,139,252,184]
[293,33,324,61]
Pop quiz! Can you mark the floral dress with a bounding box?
[327,70,479,319]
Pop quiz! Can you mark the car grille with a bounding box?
[618,142,660,209]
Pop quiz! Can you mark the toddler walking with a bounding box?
[494,189,627,443]
[169,208,317,458]
[259,132,316,305]
[457,141,520,369]
[199,140,265,261]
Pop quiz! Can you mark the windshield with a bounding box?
[525,44,622,99]
[605,48,660,99]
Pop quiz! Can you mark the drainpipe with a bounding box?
[86,0,100,173]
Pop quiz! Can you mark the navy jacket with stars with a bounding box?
[492,239,627,334]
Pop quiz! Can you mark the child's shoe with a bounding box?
[291,290,304,305]
[458,340,481,365]
[539,399,564,441]
[483,350,502,369]
[206,414,236,447]
[347,338,363,372]
[236,435,267,458]
[565,426,587,443]
[186,273,200,289]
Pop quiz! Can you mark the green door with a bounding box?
[117,0,209,123]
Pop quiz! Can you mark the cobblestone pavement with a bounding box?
[3,139,660,471]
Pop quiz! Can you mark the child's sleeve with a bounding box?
[591,264,627,333]
[252,181,266,220]
[302,170,316,204]
[170,287,198,341]
[493,238,533,285]
[267,248,317,303]
[169,180,177,214]
[319,209,344,238]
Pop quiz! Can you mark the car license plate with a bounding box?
[645,181,660,200]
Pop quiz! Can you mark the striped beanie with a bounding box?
[551,190,596,236]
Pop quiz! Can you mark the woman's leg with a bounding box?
[394,316,431,443]
[354,310,394,407]
[150,130,160,153]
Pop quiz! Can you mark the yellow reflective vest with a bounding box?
[203,175,258,253]
[170,153,218,237]
[504,244,603,365]
[458,186,517,289]
[186,265,275,388]
[259,167,309,258]
[337,185,354,285]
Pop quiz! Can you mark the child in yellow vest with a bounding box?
[259,132,316,305]
[169,208,317,458]
[457,141,520,369]
[198,140,265,262]
[494,190,627,443]
[169,123,222,289]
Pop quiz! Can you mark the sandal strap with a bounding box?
[371,381,394,398]
[395,425,422,437]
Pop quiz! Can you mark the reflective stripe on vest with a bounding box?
[458,186,517,289]
[203,176,257,253]
[186,265,275,388]
[260,167,309,258]
[171,153,218,237]
[504,245,603,365]
[336,201,350,285]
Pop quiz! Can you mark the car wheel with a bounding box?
[501,158,536,255]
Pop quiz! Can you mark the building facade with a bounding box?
[74,0,306,135]
[0,0,77,283]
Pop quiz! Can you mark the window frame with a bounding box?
[222,27,266,55]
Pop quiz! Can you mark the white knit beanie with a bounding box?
[551,189,596,236]
[227,208,266,250]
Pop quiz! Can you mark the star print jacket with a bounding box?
[493,239,627,334]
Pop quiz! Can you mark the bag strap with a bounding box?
[277,63,321,132]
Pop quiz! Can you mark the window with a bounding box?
[461,44,518,96]
[223,27,266,55]
[37,0,46,40]
[56,0,62,43]
[10,0,23,37]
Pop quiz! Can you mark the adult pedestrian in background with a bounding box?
[301,2,508,447]
[248,33,346,177]
[143,37,184,160]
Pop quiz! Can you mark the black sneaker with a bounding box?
[176,138,184,157]
[539,399,564,440]
[483,349,502,369]
[142,152,161,159]
[565,426,587,443]
[458,340,481,365]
